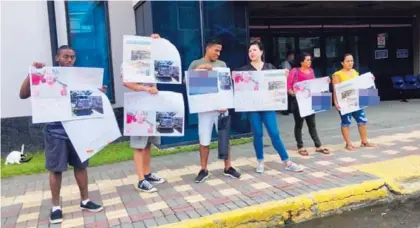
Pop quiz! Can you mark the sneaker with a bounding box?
[285,161,304,172]
[145,173,166,185]
[80,201,103,213]
[50,209,63,224]
[195,169,209,183]
[137,179,157,193]
[256,162,264,173]
[224,167,241,179]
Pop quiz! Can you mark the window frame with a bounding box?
[64,1,115,103]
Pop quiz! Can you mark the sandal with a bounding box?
[345,144,356,151]
[315,147,330,154]
[361,142,376,147]
[298,148,309,156]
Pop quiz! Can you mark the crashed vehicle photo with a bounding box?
[219,73,232,90]
[73,95,93,116]
[156,112,176,133]
[154,61,180,81]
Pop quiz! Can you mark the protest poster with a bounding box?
[185,67,234,113]
[122,35,181,84]
[30,66,104,123]
[62,93,122,162]
[232,70,288,112]
[335,72,378,115]
[124,91,185,136]
[294,77,332,117]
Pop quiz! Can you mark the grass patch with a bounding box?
[1,137,252,179]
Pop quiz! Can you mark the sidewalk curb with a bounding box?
[159,179,400,228]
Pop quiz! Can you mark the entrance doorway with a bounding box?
[271,33,366,77]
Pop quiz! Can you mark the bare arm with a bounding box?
[19,75,31,99]
[332,74,340,108]
[123,82,156,93]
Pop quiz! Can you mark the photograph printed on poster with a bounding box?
[154,60,181,83]
[31,68,68,98]
[233,72,259,91]
[218,71,232,91]
[125,110,156,135]
[129,49,152,77]
[70,90,104,117]
[341,89,358,108]
[156,112,184,135]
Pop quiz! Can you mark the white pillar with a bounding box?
[54,0,68,46]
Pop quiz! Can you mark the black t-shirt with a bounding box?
[236,62,277,71]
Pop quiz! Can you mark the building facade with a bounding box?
[1,1,420,156]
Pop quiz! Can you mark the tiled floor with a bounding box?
[1,127,419,228]
[2,100,420,228]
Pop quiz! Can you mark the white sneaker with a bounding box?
[256,162,264,173]
[285,161,304,172]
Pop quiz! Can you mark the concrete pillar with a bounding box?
[414,13,420,75]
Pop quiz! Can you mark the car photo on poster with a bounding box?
[70,90,104,117]
[154,60,180,83]
[218,71,232,90]
[155,112,183,135]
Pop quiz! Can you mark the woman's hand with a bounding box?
[334,103,340,111]
[288,89,295,96]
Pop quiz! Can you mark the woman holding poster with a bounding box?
[332,54,376,151]
[287,52,330,156]
[238,41,303,173]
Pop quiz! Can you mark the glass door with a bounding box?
[325,36,346,76]
[298,36,322,77]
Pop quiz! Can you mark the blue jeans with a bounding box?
[248,111,289,162]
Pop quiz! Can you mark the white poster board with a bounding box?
[186,68,234,113]
[335,72,376,115]
[29,67,104,123]
[62,93,122,162]
[122,35,181,84]
[294,77,331,117]
[232,70,288,112]
[124,91,185,136]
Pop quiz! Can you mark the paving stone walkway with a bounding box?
[1,100,420,228]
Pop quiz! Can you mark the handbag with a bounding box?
[217,113,231,160]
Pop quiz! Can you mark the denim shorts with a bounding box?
[44,133,88,172]
[339,109,368,127]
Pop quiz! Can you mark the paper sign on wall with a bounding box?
[396,49,409,59]
[375,50,388,60]
[377,33,387,48]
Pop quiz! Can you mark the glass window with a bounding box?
[151,1,203,145]
[277,37,295,61]
[66,1,114,101]
[147,1,251,146]
[202,1,250,136]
